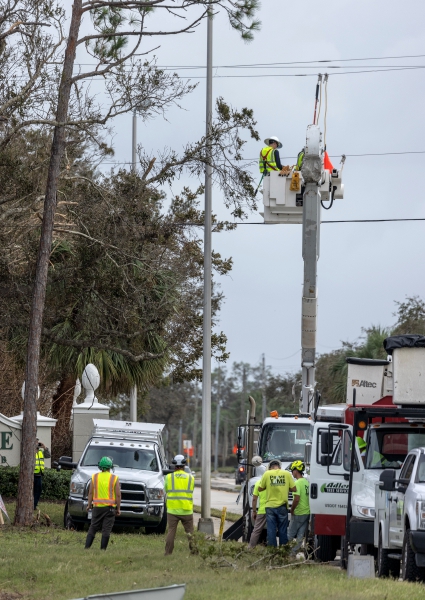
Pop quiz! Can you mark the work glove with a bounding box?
[279,165,291,177]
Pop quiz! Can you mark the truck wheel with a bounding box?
[401,528,423,581]
[315,535,337,562]
[377,530,400,578]
[63,501,84,531]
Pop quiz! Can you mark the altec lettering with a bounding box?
[351,379,377,388]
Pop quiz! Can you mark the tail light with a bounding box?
[239,467,244,472]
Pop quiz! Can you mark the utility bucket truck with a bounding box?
[224,397,313,543]
[309,335,425,565]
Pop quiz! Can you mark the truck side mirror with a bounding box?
[58,456,77,470]
[379,469,396,492]
[237,426,245,460]
[321,432,332,455]
[304,442,312,466]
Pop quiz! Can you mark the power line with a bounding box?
[97,150,425,166]
[73,53,425,69]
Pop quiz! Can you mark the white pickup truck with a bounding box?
[375,447,425,581]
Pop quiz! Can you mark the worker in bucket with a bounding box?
[259,137,291,176]
[164,454,196,556]
[288,461,310,555]
[258,459,296,547]
[85,456,121,550]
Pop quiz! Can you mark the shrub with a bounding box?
[0,467,72,500]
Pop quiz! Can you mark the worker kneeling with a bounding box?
[288,461,310,555]
[164,454,196,556]
[258,459,296,547]
[85,456,121,550]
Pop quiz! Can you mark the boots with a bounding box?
[100,535,110,550]
[85,534,95,549]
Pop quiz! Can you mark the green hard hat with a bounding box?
[356,436,367,451]
[98,456,113,470]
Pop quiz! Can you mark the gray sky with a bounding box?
[85,0,425,376]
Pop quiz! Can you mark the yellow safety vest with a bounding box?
[34,450,44,475]
[165,471,194,515]
[259,146,279,173]
[92,472,118,507]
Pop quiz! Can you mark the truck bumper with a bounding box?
[409,531,425,566]
[349,518,374,546]
[68,496,164,527]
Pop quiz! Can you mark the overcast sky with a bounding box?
[81,0,425,377]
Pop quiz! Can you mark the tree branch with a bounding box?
[43,329,166,362]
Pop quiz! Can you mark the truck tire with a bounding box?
[315,535,338,562]
[377,530,400,578]
[63,501,84,531]
[145,506,167,535]
[402,529,425,582]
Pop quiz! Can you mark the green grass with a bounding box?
[0,500,424,600]
[193,505,240,523]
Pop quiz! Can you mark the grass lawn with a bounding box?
[1,500,424,600]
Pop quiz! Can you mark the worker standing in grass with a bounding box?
[164,454,195,556]
[249,465,271,548]
[288,461,310,554]
[34,438,50,510]
[85,456,121,550]
[258,459,296,547]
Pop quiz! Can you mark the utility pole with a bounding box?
[199,3,214,535]
[240,364,247,424]
[300,125,322,414]
[261,353,267,421]
[178,419,183,455]
[131,109,137,172]
[192,383,199,467]
[214,367,221,473]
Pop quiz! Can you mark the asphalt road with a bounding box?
[193,486,243,515]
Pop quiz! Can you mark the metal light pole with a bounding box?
[262,353,267,420]
[199,4,214,535]
[132,109,137,172]
[214,367,221,473]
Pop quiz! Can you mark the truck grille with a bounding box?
[121,483,145,503]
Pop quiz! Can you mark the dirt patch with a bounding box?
[0,593,23,600]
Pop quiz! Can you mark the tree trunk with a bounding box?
[14,0,83,526]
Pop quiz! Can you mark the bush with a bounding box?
[0,467,72,500]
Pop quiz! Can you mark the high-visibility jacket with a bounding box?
[296,149,304,171]
[92,471,119,507]
[34,450,44,475]
[259,146,279,173]
[164,471,194,515]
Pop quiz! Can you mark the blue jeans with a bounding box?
[288,514,310,553]
[265,505,288,547]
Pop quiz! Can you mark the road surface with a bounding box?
[193,486,242,515]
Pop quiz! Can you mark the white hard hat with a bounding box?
[264,136,282,149]
[172,454,187,466]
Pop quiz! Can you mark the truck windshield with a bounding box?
[81,446,159,471]
[366,428,425,470]
[258,423,312,462]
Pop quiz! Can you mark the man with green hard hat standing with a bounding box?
[85,456,121,550]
